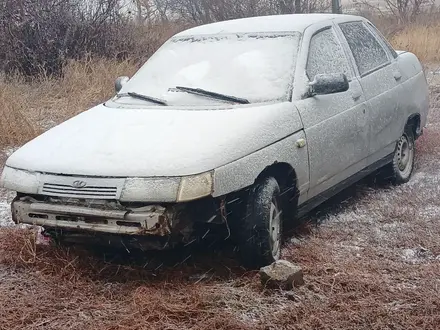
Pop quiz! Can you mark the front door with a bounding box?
[295,26,369,200]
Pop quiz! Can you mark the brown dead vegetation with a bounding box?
[391,24,440,62]
[0,59,139,147]
[0,228,253,330]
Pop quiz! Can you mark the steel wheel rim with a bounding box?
[269,198,281,259]
[396,134,414,177]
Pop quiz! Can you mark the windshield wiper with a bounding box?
[117,92,167,106]
[174,86,250,104]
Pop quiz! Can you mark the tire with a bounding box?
[239,177,283,268]
[388,127,415,184]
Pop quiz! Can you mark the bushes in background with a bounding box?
[1,0,440,80]
[0,0,180,78]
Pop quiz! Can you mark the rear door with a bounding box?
[337,21,405,164]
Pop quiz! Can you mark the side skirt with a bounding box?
[297,153,394,219]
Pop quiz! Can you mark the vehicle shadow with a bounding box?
[287,170,392,237]
[66,235,249,283]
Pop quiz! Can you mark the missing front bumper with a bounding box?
[12,198,172,236]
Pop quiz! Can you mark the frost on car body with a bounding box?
[0,14,429,268]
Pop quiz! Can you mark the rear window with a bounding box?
[366,22,398,59]
[339,21,389,76]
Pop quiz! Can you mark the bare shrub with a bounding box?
[352,0,437,23]
[347,2,440,40]
[0,0,141,77]
[132,0,332,24]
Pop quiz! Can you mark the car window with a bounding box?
[366,22,398,59]
[117,32,301,106]
[306,27,352,81]
[339,21,390,76]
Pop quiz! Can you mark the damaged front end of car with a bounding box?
[12,196,173,236]
[10,192,237,250]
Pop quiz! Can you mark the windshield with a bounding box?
[116,32,301,106]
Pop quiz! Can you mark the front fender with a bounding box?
[212,132,309,198]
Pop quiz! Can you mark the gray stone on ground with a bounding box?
[259,260,304,290]
[290,237,304,245]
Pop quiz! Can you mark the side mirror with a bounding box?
[309,73,349,96]
[115,76,130,93]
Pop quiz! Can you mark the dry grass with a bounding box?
[391,24,440,63]
[0,228,254,330]
[0,59,138,148]
[0,82,37,147]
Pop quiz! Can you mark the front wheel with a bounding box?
[239,177,283,268]
[389,128,415,184]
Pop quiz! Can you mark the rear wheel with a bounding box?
[387,127,415,184]
[239,177,283,268]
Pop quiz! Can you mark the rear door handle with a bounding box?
[352,91,362,101]
[393,71,402,81]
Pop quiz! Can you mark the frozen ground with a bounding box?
[0,190,14,227]
[0,148,16,227]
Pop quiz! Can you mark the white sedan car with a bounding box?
[0,14,429,267]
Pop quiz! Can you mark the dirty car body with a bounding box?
[0,14,429,267]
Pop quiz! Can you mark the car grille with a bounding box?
[42,183,118,199]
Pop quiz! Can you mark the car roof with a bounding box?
[175,14,363,37]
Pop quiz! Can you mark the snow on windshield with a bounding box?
[119,32,300,105]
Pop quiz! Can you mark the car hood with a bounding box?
[6,103,303,177]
